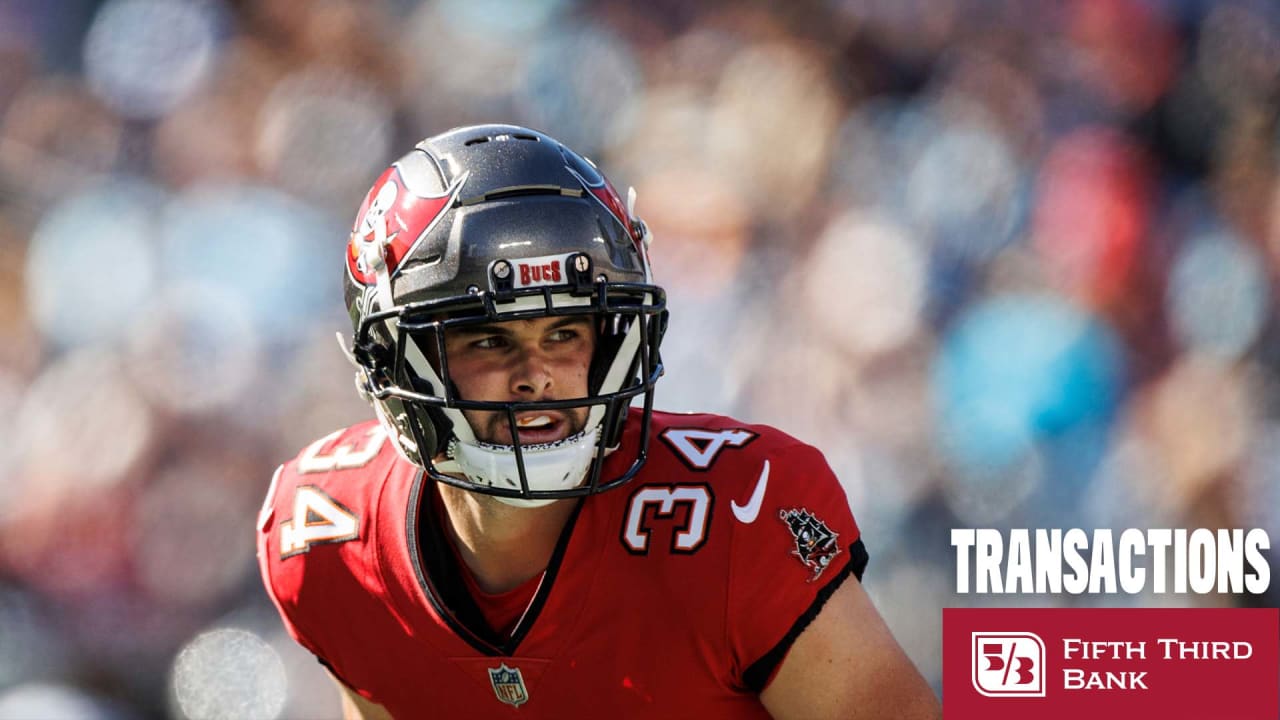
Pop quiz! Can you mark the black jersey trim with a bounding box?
[317,655,360,693]
[405,471,489,653]
[406,471,584,656]
[742,538,869,693]
[504,496,582,652]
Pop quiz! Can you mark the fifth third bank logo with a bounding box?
[971,632,1046,698]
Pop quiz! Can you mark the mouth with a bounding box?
[504,412,571,445]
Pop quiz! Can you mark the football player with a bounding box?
[257,125,941,719]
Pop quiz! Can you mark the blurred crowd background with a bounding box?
[1,0,1278,717]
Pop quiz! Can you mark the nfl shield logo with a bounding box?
[487,663,529,707]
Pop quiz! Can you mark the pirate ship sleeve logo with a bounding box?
[779,508,841,582]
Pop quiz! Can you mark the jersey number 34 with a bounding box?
[620,427,756,555]
[262,427,385,559]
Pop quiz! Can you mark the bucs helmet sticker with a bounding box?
[346,165,465,285]
[487,663,529,707]
[506,252,578,289]
[779,508,841,582]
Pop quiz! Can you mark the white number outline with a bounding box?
[258,465,283,532]
[621,484,714,555]
[297,425,387,474]
[659,427,757,471]
[279,485,360,558]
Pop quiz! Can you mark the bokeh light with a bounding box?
[83,0,224,119]
[904,112,1023,260]
[437,0,569,39]
[13,346,152,490]
[1166,230,1269,359]
[125,284,260,414]
[1240,423,1280,537]
[933,294,1124,479]
[256,67,393,204]
[132,464,256,608]
[170,628,286,720]
[25,181,162,348]
[160,184,331,340]
[707,41,841,222]
[0,683,125,720]
[515,22,643,155]
[804,212,924,357]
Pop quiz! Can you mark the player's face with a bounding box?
[442,315,596,446]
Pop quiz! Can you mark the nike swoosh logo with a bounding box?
[731,460,770,524]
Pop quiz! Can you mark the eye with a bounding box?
[472,335,509,350]
[547,328,580,343]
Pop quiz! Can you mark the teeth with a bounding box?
[516,415,554,429]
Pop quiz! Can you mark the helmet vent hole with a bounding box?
[400,252,443,271]
[464,133,541,146]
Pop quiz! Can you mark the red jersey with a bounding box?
[257,409,866,719]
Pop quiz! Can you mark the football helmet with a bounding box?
[341,125,666,506]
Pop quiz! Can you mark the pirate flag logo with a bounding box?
[779,508,841,582]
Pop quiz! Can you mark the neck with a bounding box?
[436,483,578,594]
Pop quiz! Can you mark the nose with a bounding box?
[510,346,554,397]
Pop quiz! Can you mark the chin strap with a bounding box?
[335,332,373,401]
[627,186,654,278]
[365,235,396,327]
[435,427,603,505]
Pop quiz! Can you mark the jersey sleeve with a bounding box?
[254,422,393,672]
[725,439,867,693]
[256,461,330,661]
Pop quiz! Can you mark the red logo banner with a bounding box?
[944,608,1279,719]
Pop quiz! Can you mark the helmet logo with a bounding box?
[346,165,462,285]
[358,181,399,243]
